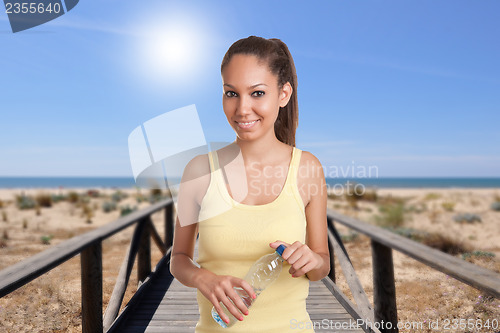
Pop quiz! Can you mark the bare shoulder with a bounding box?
[182,153,210,181]
[298,150,325,179]
[179,153,212,206]
[297,149,326,207]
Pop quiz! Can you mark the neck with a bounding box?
[235,131,284,163]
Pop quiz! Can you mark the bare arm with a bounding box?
[170,154,211,287]
[271,151,330,281]
[169,153,255,324]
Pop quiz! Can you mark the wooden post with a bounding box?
[81,241,103,333]
[372,239,398,333]
[165,202,174,250]
[138,217,151,283]
[327,217,336,283]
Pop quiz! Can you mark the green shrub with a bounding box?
[424,193,441,201]
[120,205,137,216]
[441,201,455,212]
[102,201,117,213]
[462,251,495,260]
[35,192,52,207]
[375,202,405,227]
[148,188,166,203]
[67,192,80,204]
[420,232,471,255]
[81,204,93,224]
[51,193,67,203]
[490,202,500,211]
[41,235,53,245]
[340,232,359,243]
[111,190,127,203]
[453,213,481,224]
[361,189,378,202]
[16,194,36,210]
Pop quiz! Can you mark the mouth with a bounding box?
[235,119,259,129]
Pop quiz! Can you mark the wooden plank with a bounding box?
[328,228,375,323]
[138,218,152,283]
[328,209,500,298]
[107,249,174,332]
[0,198,173,297]
[104,220,147,331]
[114,242,367,333]
[322,277,381,333]
[148,220,167,255]
[327,216,336,283]
[164,203,174,250]
[81,241,103,333]
[372,240,398,333]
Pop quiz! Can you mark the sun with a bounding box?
[128,12,213,89]
[141,23,199,78]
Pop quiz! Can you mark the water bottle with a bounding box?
[211,244,286,328]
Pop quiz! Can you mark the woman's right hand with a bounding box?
[196,271,256,324]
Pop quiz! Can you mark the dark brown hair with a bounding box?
[221,36,299,147]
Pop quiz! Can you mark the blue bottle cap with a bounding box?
[276,244,286,256]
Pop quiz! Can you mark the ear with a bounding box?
[279,82,293,108]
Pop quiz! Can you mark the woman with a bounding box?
[170,36,329,332]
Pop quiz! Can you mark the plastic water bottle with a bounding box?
[211,244,286,328]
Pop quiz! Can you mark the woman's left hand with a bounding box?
[269,241,323,278]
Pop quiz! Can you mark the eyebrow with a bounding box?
[223,83,268,89]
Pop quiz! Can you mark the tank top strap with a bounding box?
[207,149,217,173]
[286,147,305,210]
[288,147,302,186]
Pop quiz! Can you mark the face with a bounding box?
[221,54,292,143]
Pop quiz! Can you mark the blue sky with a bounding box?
[1,0,499,177]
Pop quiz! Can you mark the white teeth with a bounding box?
[238,120,257,125]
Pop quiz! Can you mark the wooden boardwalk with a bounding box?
[109,244,364,333]
[3,198,498,333]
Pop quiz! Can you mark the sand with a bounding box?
[0,187,499,332]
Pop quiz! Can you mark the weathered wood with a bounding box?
[164,202,174,249]
[322,277,381,333]
[103,221,147,331]
[107,249,174,333]
[138,217,152,283]
[149,220,167,255]
[110,242,366,333]
[81,241,103,333]
[327,209,500,298]
[327,216,336,283]
[372,240,398,333]
[0,198,173,297]
[328,228,375,323]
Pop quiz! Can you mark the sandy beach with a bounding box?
[0,187,499,332]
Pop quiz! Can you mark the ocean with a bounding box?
[0,177,499,189]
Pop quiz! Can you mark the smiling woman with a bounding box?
[170,36,330,333]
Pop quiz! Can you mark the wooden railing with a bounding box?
[0,197,175,333]
[1,200,499,333]
[325,208,500,333]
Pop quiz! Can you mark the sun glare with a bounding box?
[128,11,213,90]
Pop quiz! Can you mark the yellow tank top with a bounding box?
[195,147,315,333]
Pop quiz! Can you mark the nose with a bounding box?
[235,95,252,117]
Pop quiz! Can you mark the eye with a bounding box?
[252,91,265,97]
[224,91,237,98]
